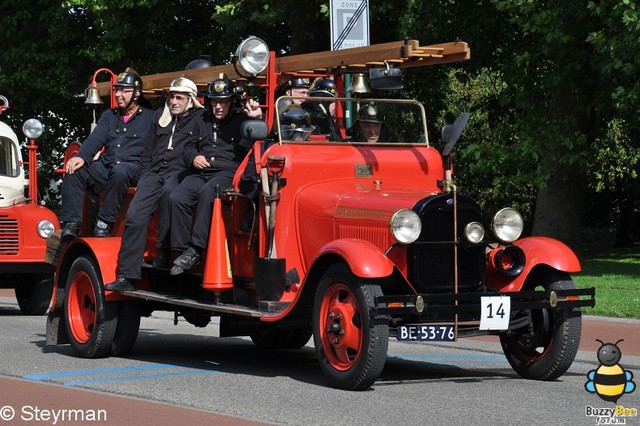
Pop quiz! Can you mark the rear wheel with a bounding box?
[500,270,581,380]
[64,255,117,358]
[312,263,388,390]
[15,274,53,315]
[110,301,141,357]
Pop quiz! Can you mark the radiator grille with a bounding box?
[0,214,19,255]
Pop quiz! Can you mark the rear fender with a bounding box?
[485,236,581,292]
[51,238,121,307]
[312,239,395,278]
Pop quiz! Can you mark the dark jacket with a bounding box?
[183,110,256,173]
[141,108,205,177]
[77,106,155,169]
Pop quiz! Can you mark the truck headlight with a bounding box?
[491,208,523,243]
[37,220,55,238]
[464,221,484,244]
[235,36,269,76]
[390,209,421,244]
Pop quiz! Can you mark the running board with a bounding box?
[118,289,262,317]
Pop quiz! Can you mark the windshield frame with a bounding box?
[274,96,429,146]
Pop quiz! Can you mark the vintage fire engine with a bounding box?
[46,38,595,390]
[0,96,59,314]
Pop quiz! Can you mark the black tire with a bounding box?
[249,323,312,350]
[500,270,582,380]
[15,274,53,315]
[110,301,141,357]
[63,255,117,358]
[312,263,389,390]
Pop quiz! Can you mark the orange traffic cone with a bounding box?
[202,191,233,292]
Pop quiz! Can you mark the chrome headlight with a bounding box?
[235,36,269,76]
[390,209,421,244]
[464,221,485,244]
[37,220,55,238]
[23,118,44,139]
[491,208,523,243]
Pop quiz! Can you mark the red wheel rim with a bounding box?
[318,283,363,371]
[67,271,97,344]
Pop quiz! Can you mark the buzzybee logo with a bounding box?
[585,339,636,403]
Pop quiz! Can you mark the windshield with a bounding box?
[0,137,20,177]
[275,97,428,145]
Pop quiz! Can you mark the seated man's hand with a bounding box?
[192,154,211,170]
[65,156,85,174]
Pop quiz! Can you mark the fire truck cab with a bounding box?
[0,96,59,314]
[46,38,594,390]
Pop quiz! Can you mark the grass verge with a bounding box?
[573,246,640,319]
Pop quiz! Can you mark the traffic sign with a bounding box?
[330,0,370,50]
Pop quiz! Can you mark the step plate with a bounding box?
[118,289,262,317]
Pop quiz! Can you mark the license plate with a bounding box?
[396,325,455,342]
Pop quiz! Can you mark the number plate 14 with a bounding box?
[479,296,511,330]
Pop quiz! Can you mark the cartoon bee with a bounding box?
[585,339,636,403]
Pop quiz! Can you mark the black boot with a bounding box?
[104,277,136,292]
[61,222,81,242]
[170,246,200,275]
[93,219,113,237]
[154,249,172,268]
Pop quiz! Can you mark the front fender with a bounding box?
[312,238,395,278]
[486,236,581,292]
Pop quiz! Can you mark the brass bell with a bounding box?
[84,85,104,105]
[348,73,372,94]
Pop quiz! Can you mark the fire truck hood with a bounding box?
[298,179,438,222]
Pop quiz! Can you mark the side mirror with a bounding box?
[441,112,470,157]
[241,120,269,141]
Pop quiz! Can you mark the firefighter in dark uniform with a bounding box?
[60,68,154,241]
[169,74,263,275]
[104,77,204,291]
[301,77,342,141]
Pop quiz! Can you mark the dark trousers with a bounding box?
[60,161,140,223]
[116,171,179,280]
[169,169,235,252]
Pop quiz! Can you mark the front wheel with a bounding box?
[500,270,581,380]
[64,255,117,358]
[312,263,389,390]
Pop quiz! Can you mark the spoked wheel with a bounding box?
[312,263,388,390]
[15,274,53,315]
[500,270,582,380]
[64,255,117,358]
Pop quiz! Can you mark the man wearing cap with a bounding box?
[169,73,263,275]
[105,77,204,291]
[60,67,154,241]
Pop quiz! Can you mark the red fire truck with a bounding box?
[0,96,59,314]
[46,38,595,390]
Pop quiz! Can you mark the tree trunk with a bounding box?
[532,164,586,250]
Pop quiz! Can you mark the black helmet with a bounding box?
[206,74,235,99]
[114,67,143,91]
[185,56,213,70]
[279,104,314,140]
[288,77,311,89]
[356,103,385,124]
[308,77,336,97]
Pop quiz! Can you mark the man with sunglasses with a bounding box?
[169,73,263,275]
[60,68,154,241]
